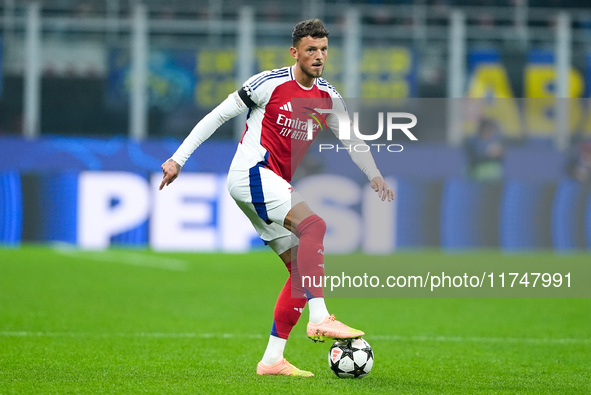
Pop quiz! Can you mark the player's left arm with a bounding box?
[369,176,394,202]
[325,112,394,202]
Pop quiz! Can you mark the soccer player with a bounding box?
[160,19,394,377]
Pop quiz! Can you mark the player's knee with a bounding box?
[312,216,327,236]
[295,214,326,239]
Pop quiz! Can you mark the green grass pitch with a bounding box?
[0,245,590,394]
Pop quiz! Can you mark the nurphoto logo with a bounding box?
[306,109,418,153]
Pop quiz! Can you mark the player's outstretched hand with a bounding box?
[159,158,182,190]
[370,177,394,202]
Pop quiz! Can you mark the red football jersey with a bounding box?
[230,65,342,182]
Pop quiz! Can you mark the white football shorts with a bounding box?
[226,167,304,255]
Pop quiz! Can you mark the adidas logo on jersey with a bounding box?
[279,101,293,112]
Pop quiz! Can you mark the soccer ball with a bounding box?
[328,338,374,378]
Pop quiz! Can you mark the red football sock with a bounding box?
[294,215,326,299]
[271,258,307,339]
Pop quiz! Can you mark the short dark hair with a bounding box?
[292,19,329,47]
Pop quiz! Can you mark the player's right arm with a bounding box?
[159,158,182,190]
[159,84,256,190]
[159,69,275,189]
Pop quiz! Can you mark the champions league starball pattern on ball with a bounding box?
[328,338,374,378]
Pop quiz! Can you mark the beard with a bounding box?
[301,63,324,79]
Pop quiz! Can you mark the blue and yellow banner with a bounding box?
[466,48,591,138]
[107,48,197,110]
[107,46,417,113]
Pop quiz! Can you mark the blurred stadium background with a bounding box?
[0,0,590,252]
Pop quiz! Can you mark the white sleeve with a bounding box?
[171,91,248,167]
[325,105,383,182]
